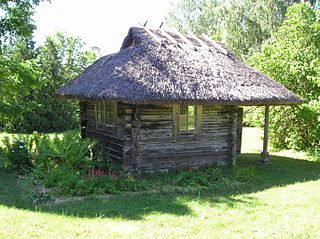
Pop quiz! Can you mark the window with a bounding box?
[173,105,202,138]
[179,105,196,131]
[94,101,116,127]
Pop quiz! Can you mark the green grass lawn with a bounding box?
[1,128,320,238]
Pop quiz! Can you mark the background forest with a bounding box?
[1,0,319,156]
[0,0,100,133]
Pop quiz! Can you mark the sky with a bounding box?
[33,0,174,55]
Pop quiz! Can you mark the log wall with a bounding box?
[80,101,240,172]
[136,104,238,171]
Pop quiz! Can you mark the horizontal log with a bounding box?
[86,129,124,144]
[140,114,173,121]
[138,154,229,171]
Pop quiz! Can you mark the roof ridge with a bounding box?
[122,26,232,56]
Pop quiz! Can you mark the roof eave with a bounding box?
[55,93,302,106]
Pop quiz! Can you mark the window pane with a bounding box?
[95,102,117,127]
[188,106,195,130]
[178,105,197,132]
[188,106,195,117]
[180,105,187,115]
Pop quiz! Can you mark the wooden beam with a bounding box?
[200,34,228,55]
[260,105,270,163]
[159,29,178,44]
[142,27,162,44]
[187,31,209,49]
[172,29,193,46]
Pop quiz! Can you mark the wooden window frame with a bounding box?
[94,101,117,129]
[179,105,196,131]
[173,104,203,138]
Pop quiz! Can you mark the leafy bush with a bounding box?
[269,102,320,155]
[248,3,320,155]
[0,136,33,172]
[243,106,264,127]
[32,131,96,177]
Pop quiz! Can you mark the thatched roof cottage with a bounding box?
[57,27,301,171]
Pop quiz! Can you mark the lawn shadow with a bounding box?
[41,192,193,220]
[0,153,319,220]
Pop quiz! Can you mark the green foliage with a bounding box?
[243,106,264,127]
[0,0,100,133]
[232,166,260,183]
[166,0,297,57]
[32,131,96,177]
[0,0,46,48]
[173,167,223,187]
[51,174,149,196]
[0,130,260,198]
[0,135,33,172]
[0,33,100,133]
[248,3,320,155]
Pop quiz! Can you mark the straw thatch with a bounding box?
[57,27,301,105]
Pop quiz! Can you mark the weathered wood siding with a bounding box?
[80,101,124,163]
[80,101,239,172]
[136,104,238,171]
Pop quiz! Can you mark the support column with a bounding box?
[260,105,270,163]
[230,107,238,166]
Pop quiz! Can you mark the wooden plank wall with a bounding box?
[81,101,239,172]
[82,101,125,165]
[137,104,238,171]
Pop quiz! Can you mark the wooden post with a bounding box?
[230,107,238,166]
[260,105,270,163]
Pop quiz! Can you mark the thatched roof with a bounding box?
[57,27,301,105]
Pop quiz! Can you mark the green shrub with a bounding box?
[0,136,33,172]
[248,3,320,155]
[269,103,320,156]
[33,131,96,174]
[243,106,264,127]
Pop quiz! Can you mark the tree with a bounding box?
[248,3,320,154]
[0,1,100,133]
[0,33,100,132]
[0,0,46,49]
[166,0,315,57]
[0,0,45,130]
